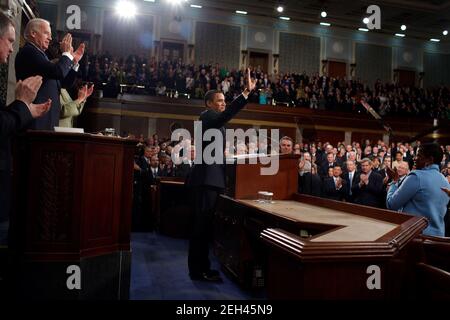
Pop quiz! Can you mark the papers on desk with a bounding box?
[54,127,84,133]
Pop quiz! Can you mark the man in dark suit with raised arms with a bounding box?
[186,68,256,282]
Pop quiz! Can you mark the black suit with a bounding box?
[175,162,194,178]
[319,161,338,178]
[186,94,248,276]
[298,173,322,197]
[0,100,33,223]
[352,171,384,207]
[132,156,153,230]
[323,177,348,201]
[0,101,33,137]
[15,43,76,130]
[343,170,359,203]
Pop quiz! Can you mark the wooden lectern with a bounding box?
[215,154,450,299]
[9,131,136,299]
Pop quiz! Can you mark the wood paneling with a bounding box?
[328,61,347,78]
[12,132,136,260]
[315,130,345,145]
[398,69,416,87]
[249,51,269,73]
[227,155,299,200]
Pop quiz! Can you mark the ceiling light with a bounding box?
[358,28,369,32]
[277,6,284,13]
[395,33,405,37]
[190,4,202,8]
[321,11,327,18]
[115,0,137,18]
[401,25,407,31]
[430,38,440,42]
[236,10,247,15]
[443,30,448,36]
[279,16,290,21]
[363,17,370,24]
[320,22,331,26]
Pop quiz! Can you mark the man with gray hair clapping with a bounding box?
[15,18,85,130]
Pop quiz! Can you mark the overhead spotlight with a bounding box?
[279,16,290,21]
[363,17,370,24]
[395,33,405,37]
[168,0,188,5]
[236,10,247,15]
[115,0,137,18]
[430,38,440,42]
[321,11,327,18]
[358,28,369,32]
[401,25,407,31]
[443,30,448,36]
[320,22,331,26]
[190,4,202,8]
[277,6,284,13]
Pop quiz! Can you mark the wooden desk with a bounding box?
[239,200,398,242]
[215,193,427,297]
[215,154,450,299]
[10,131,135,299]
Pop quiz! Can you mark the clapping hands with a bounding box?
[386,166,399,182]
[359,173,369,185]
[76,84,94,104]
[60,33,85,64]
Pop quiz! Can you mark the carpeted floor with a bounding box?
[130,232,265,300]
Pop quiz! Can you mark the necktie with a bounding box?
[349,173,353,194]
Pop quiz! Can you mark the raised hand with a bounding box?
[86,83,94,98]
[246,68,256,92]
[60,33,72,53]
[73,43,85,64]
[15,75,43,106]
[298,159,305,170]
[76,85,88,103]
[359,173,369,185]
[29,99,51,118]
[386,166,399,182]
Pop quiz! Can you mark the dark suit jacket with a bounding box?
[378,169,391,184]
[298,173,322,197]
[0,100,33,139]
[343,170,360,202]
[0,100,33,221]
[352,171,384,207]
[175,162,194,178]
[15,43,76,130]
[135,156,152,187]
[187,95,248,189]
[323,177,348,201]
[319,161,338,178]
